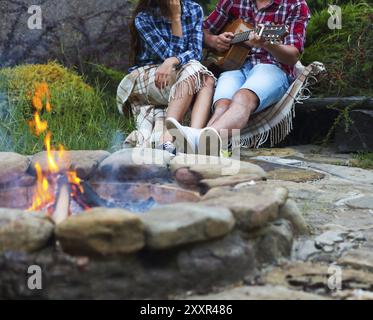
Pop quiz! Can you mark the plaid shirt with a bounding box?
[204,0,311,76]
[132,0,204,71]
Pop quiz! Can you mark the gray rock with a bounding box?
[0,152,30,184]
[31,150,110,179]
[0,0,132,70]
[0,208,54,253]
[346,196,373,210]
[251,219,294,264]
[141,203,235,250]
[315,230,345,248]
[279,199,309,235]
[94,148,172,181]
[293,239,321,261]
[200,184,288,230]
[55,208,145,256]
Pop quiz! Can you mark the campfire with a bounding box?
[28,82,110,224]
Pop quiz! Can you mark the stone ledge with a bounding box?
[201,184,288,230]
[0,152,30,184]
[141,203,235,250]
[55,208,145,256]
[0,208,54,253]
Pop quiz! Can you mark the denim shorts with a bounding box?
[213,62,291,113]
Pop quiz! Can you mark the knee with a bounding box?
[204,75,216,88]
[214,98,231,110]
[232,89,259,112]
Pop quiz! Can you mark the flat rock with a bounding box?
[0,208,54,253]
[315,230,346,248]
[95,148,172,181]
[0,152,30,184]
[141,203,235,250]
[170,154,267,180]
[200,184,288,230]
[266,168,325,182]
[55,208,145,256]
[31,150,110,179]
[346,196,373,210]
[304,162,373,185]
[339,249,373,272]
[187,285,327,300]
[240,147,297,158]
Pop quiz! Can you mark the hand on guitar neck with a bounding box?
[243,31,268,49]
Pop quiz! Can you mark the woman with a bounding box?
[117,0,215,154]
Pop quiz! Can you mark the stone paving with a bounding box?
[187,145,373,300]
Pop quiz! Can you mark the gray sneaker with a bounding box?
[157,141,176,155]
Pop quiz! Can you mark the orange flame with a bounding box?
[28,82,84,213]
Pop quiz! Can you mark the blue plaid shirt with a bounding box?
[131,0,204,71]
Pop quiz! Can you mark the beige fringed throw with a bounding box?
[239,61,326,148]
[117,60,215,148]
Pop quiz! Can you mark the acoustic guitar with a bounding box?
[203,19,289,75]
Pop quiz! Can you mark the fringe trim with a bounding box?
[240,75,315,149]
[169,63,215,102]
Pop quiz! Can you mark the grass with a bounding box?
[0,62,134,155]
[352,153,373,169]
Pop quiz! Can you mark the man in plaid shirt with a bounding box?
[196,0,311,153]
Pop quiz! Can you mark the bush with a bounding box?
[302,2,373,96]
[0,62,132,154]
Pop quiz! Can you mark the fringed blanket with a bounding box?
[239,61,326,148]
[117,60,215,148]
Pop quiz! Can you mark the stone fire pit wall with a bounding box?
[0,149,307,299]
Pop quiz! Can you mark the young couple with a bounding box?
[124,0,310,156]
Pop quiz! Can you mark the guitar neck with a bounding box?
[230,30,254,45]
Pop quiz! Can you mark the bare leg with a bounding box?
[190,76,215,129]
[207,99,231,126]
[211,89,259,135]
[160,79,194,143]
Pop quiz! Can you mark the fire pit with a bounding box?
[0,80,305,300]
[0,147,307,299]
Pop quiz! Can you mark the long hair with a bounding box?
[129,0,173,66]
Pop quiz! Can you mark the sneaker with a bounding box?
[165,117,200,154]
[157,141,176,155]
[198,127,222,157]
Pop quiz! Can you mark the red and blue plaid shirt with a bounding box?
[204,0,311,76]
[132,0,204,71]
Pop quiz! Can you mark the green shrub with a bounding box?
[0,62,133,154]
[83,63,125,96]
[303,2,373,96]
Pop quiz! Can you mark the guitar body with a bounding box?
[203,19,254,74]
